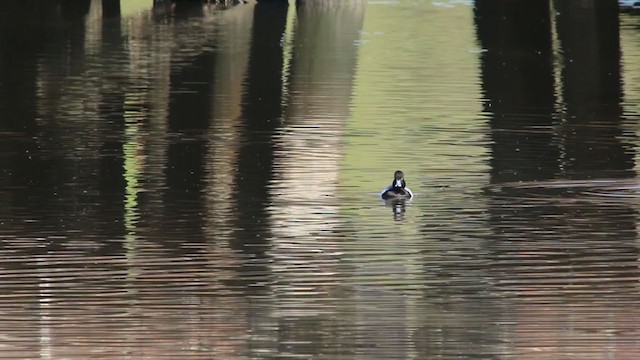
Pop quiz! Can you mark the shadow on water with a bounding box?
[554,0,635,179]
[478,1,640,357]
[162,24,215,255]
[0,0,366,357]
[475,0,558,184]
[231,2,288,257]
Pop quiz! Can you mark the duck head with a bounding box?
[392,170,406,188]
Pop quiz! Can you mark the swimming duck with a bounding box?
[380,170,414,200]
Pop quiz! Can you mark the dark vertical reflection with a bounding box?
[102,0,121,18]
[58,0,92,24]
[473,2,557,347]
[97,5,127,254]
[0,6,47,356]
[171,1,205,15]
[475,0,557,184]
[478,2,640,352]
[0,1,47,205]
[164,50,216,251]
[232,3,288,254]
[475,0,557,301]
[0,2,92,358]
[0,0,89,225]
[550,0,639,299]
[554,0,635,179]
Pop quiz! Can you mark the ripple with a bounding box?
[1,0,640,358]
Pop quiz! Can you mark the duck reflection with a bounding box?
[386,198,408,221]
[380,170,413,220]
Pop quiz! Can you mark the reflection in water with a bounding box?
[475,0,558,184]
[267,1,365,356]
[478,1,640,359]
[485,178,640,359]
[386,199,407,221]
[553,0,635,179]
[1,0,640,358]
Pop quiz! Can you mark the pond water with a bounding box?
[1,0,640,358]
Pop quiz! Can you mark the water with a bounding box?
[1,0,640,358]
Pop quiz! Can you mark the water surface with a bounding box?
[1,0,640,358]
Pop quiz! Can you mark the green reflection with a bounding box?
[281,0,296,106]
[123,92,143,277]
[338,2,488,298]
[121,0,153,17]
[343,3,487,194]
[620,15,640,171]
[123,113,140,239]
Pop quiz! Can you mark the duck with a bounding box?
[380,170,414,200]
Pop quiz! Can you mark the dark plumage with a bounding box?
[380,170,414,200]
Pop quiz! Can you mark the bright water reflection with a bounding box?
[1,0,640,358]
